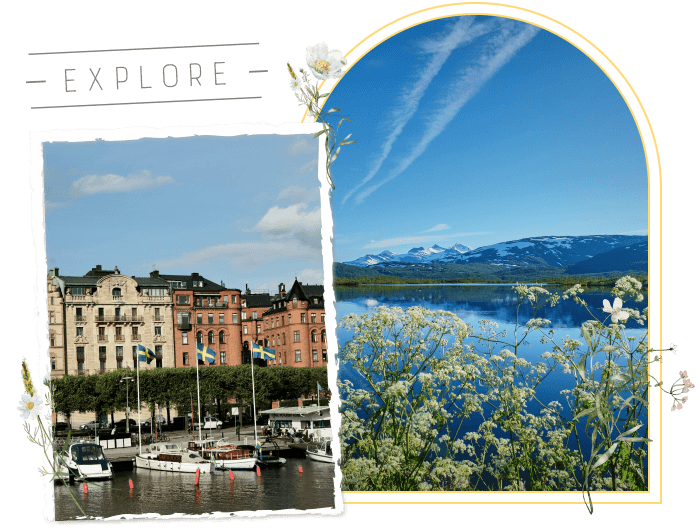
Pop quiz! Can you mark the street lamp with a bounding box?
[121,376,133,434]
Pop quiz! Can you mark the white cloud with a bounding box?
[363,231,489,249]
[70,170,173,196]
[354,21,539,204]
[253,203,321,240]
[155,239,321,270]
[341,17,489,206]
[276,186,319,204]
[424,223,450,232]
[296,268,324,284]
[295,159,318,175]
[287,136,317,156]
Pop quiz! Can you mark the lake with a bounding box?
[335,283,649,487]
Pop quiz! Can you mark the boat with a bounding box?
[188,438,258,470]
[257,439,287,466]
[55,442,114,481]
[306,440,333,463]
[134,442,213,473]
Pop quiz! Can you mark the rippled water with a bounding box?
[54,459,336,520]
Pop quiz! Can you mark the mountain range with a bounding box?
[338,235,648,281]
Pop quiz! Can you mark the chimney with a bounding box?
[279,283,286,296]
[48,268,59,278]
[150,270,159,278]
[96,265,102,271]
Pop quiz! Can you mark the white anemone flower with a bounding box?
[603,297,629,323]
[289,77,301,92]
[18,393,43,420]
[306,42,347,80]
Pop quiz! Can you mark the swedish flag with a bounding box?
[138,344,155,364]
[196,342,216,364]
[251,343,276,360]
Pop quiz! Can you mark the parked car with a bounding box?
[196,416,223,430]
[141,417,167,429]
[52,422,69,434]
[79,420,103,430]
[114,419,138,430]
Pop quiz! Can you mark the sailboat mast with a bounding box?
[194,305,202,444]
[251,348,258,447]
[137,352,142,455]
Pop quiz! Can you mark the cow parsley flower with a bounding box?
[603,298,629,323]
[18,393,43,420]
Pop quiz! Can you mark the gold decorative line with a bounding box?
[32,95,262,110]
[29,42,259,55]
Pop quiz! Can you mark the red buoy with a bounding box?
[229,470,234,480]
[299,466,303,473]
[129,479,134,489]
[256,466,261,477]
[195,468,200,486]
[83,483,88,494]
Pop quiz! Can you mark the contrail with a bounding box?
[354,22,540,205]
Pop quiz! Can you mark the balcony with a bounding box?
[112,295,123,301]
[126,315,144,323]
[115,334,125,342]
[153,314,165,322]
[97,335,108,343]
[75,315,87,322]
[194,301,229,309]
[147,295,170,302]
[131,333,141,341]
[178,322,192,331]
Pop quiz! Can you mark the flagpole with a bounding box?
[194,311,202,444]
[251,347,258,449]
[137,351,142,455]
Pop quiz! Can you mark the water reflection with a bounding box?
[54,459,336,520]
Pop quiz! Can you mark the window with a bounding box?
[133,307,139,318]
[220,351,226,365]
[321,313,325,323]
[50,333,55,346]
[155,345,163,368]
[244,325,248,335]
[183,352,189,366]
[301,313,306,323]
[154,326,162,335]
[99,346,106,359]
[313,350,318,362]
[276,317,279,327]
[288,314,292,324]
[76,307,83,321]
[197,313,203,325]
[321,330,326,342]
[51,358,56,370]
[176,295,190,304]
[223,295,228,304]
[313,298,318,304]
[76,327,83,337]
[295,350,301,362]
[265,318,268,329]
[98,307,104,319]
[219,331,225,344]
[132,346,138,368]
[153,308,159,320]
[311,313,316,323]
[49,313,55,324]
[77,347,85,361]
[73,287,84,295]
[311,330,317,342]
[208,313,213,324]
[277,335,280,346]
[256,324,261,334]
[208,331,214,344]
[78,362,84,373]
[116,346,123,358]
[242,299,246,308]
[51,297,53,305]
[182,332,188,344]
[252,311,257,319]
[322,350,327,362]
[282,333,286,345]
[112,287,121,297]
[294,331,300,343]
[232,295,237,304]
[197,331,203,344]
[242,312,247,321]
[117,359,123,369]
[115,307,121,319]
[219,313,224,324]
[232,313,238,324]
[293,297,298,307]
[132,326,138,337]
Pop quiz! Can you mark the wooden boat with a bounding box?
[306,440,333,463]
[56,442,114,481]
[257,440,287,466]
[135,442,213,473]
[188,438,258,470]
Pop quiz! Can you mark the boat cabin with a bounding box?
[188,438,253,461]
[259,405,332,440]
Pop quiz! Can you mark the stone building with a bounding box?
[48,265,175,377]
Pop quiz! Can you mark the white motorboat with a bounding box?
[56,442,114,481]
[190,438,258,470]
[135,442,213,473]
[306,440,333,463]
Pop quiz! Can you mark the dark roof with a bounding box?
[286,279,324,301]
[60,276,100,286]
[155,273,223,292]
[242,293,272,308]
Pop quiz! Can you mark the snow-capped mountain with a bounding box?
[344,244,473,267]
[343,236,646,269]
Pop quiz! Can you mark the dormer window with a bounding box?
[292,297,298,308]
[112,288,122,297]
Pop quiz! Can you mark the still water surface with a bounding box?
[54,458,335,520]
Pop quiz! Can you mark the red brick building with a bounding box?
[260,279,327,367]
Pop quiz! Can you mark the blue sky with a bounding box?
[44,134,322,290]
[325,16,648,262]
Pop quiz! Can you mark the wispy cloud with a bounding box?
[295,159,318,175]
[423,223,450,232]
[253,203,320,238]
[70,170,173,196]
[287,136,317,156]
[276,186,319,204]
[363,231,489,248]
[341,17,490,206]
[354,21,539,204]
